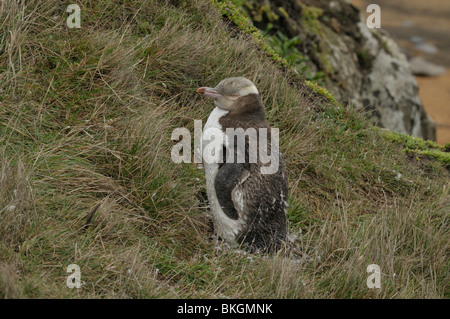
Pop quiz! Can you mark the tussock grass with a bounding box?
[0,0,448,298]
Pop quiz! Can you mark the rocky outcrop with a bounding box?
[241,0,436,140]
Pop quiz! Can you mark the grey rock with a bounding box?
[415,43,439,55]
[409,56,446,77]
[411,36,438,54]
[402,20,415,27]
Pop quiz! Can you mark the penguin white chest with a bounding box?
[202,107,245,243]
[202,107,229,163]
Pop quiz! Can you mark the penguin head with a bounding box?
[197,77,260,112]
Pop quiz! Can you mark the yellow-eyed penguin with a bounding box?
[197,77,288,253]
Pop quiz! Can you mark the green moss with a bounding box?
[300,5,323,34]
[260,4,279,22]
[379,129,450,167]
[319,52,334,74]
[372,30,391,54]
[356,48,373,69]
[277,7,289,19]
[380,130,443,151]
[411,149,450,165]
[305,80,339,106]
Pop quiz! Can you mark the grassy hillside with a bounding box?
[0,0,448,298]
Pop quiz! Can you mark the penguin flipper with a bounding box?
[214,162,248,220]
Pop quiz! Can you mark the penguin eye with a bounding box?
[230,94,240,98]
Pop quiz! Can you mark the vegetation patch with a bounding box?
[300,5,324,35]
[213,0,287,69]
[0,0,448,299]
[380,130,450,167]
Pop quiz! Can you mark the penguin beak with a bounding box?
[197,87,222,98]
